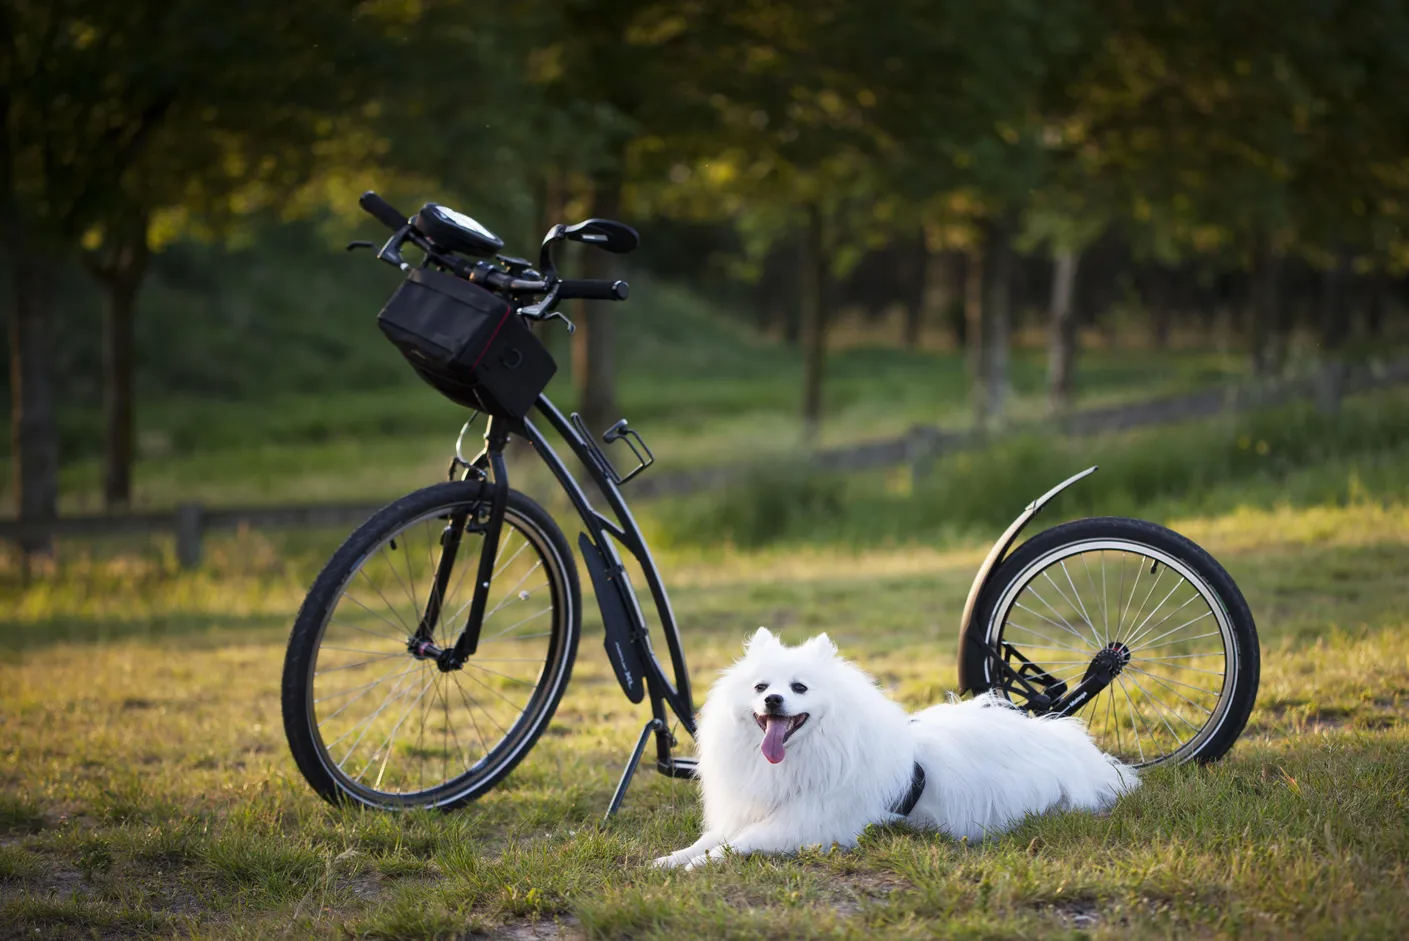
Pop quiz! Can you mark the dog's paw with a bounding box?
[653,851,690,869]
[681,854,712,871]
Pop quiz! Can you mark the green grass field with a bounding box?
[2,481,1407,938]
[4,246,1409,937]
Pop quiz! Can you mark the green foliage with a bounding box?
[657,389,1409,548]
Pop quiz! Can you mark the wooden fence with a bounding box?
[3,357,1407,568]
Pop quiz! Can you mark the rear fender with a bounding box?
[955,466,1098,692]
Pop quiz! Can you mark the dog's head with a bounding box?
[724,627,842,764]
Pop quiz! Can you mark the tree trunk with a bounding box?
[1315,248,1353,415]
[8,254,60,557]
[89,223,150,510]
[571,170,621,436]
[1148,267,1174,349]
[944,252,968,349]
[1365,262,1387,337]
[979,217,1014,429]
[1047,249,1080,414]
[1318,248,1352,354]
[964,241,987,430]
[799,202,827,439]
[1248,233,1282,376]
[900,229,926,349]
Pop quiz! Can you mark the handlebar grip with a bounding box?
[359,191,409,232]
[556,279,630,301]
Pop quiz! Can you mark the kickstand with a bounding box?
[604,718,664,821]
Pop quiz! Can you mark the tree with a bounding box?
[2,0,435,528]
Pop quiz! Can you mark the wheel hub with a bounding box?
[1087,641,1131,680]
[407,638,463,672]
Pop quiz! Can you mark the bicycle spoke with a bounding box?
[317,663,421,719]
[1125,672,1186,742]
[331,594,412,642]
[481,606,553,642]
[1133,610,1215,651]
[1012,602,1095,647]
[484,562,545,620]
[1000,626,1090,654]
[1080,552,1110,645]
[1122,576,1186,646]
[466,663,539,687]
[1125,666,1220,701]
[1057,560,1102,648]
[316,652,406,675]
[1133,651,1226,662]
[332,665,423,759]
[1138,629,1222,651]
[1115,675,1148,763]
[452,671,513,738]
[1122,592,1202,648]
[320,645,402,656]
[461,668,530,717]
[1135,659,1225,678]
[355,566,415,636]
[1033,576,1103,649]
[1128,672,1206,733]
[356,676,436,785]
[449,670,498,754]
[1121,564,1164,647]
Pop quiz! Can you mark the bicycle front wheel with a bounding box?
[966,517,1259,770]
[281,481,581,810]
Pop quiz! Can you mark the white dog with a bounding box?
[654,628,1137,869]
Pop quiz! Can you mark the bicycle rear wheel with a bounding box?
[965,517,1259,769]
[281,481,580,810]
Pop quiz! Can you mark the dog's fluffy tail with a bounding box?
[914,692,1139,820]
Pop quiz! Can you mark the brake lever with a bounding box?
[345,240,376,252]
[520,283,575,334]
[544,310,576,334]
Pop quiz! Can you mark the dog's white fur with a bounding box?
[655,628,1138,869]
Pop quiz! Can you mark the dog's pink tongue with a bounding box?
[761,716,789,764]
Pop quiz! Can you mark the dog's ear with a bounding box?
[803,633,838,657]
[745,627,780,652]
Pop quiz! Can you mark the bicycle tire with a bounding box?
[281,481,581,809]
[963,516,1259,768]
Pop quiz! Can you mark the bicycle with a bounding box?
[281,192,1262,818]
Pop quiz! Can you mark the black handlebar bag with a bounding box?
[377,267,556,420]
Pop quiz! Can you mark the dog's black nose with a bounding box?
[764,693,783,709]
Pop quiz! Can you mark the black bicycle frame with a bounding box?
[417,395,697,815]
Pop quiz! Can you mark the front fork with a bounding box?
[409,417,513,672]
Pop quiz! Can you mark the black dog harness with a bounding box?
[888,763,927,816]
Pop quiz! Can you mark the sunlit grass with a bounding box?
[1,495,1407,937]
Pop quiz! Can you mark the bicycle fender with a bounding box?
[578,532,646,703]
[955,465,1098,692]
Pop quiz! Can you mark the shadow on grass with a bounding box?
[0,610,294,656]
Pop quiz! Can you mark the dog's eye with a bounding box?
[791,682,807,694]
[754,683,768,693]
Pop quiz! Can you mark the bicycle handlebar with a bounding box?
[558,279,630,301]
[359,191,409,232]
[356,191,630,323]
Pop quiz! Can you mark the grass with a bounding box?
[2,492,1407,939]
[656,386,1409,548]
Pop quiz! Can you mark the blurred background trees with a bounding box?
[5,0,1409,539]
